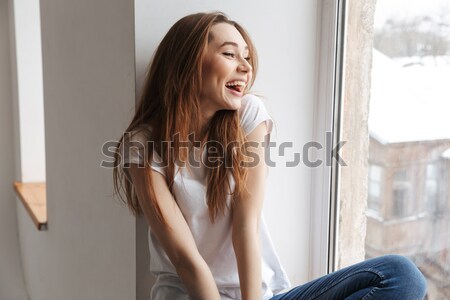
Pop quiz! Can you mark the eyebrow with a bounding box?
[219,41,249,50]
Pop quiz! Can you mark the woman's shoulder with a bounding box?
[119,125,156,162]
[239,93,269,117]
[240,93,264,109]
[123,125,154,146]
[120,125,167,175]
[239,93,273,136]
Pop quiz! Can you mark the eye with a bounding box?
[244,57,251,61]
[223,52,235,58]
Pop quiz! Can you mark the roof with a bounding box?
[442,148,450,160]
[368,49,450,144]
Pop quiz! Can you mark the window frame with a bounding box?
[309,0,347,278]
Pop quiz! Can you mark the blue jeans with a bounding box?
[270,255,427,300]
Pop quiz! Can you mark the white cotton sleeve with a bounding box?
[119,130,166,177]
[239,94,274,136]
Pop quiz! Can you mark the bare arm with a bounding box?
[232,122,269,300]
[128,165,221,300]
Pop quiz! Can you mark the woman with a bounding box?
[113,12,427,300]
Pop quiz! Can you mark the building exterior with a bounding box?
[366,136,450,298]
[365,50,450,299]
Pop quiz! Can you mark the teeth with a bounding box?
[225,81,246,87]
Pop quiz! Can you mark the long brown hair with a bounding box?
[113,12,258,225]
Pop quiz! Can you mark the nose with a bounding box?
[238,57,252,73]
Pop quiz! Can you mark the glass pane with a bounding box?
[366,0,450,298]
[369,164,383,182]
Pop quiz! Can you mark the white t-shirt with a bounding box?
[121,94,291,300]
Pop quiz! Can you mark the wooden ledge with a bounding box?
[13,182,47,231]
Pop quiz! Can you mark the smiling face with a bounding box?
[199,22,253,118]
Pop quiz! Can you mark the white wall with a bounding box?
[3,0,319,298]
[11,0,137,299]
[0,0,29,298]
[135,0,318,286]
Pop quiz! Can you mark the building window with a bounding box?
[392,187,408,217]
[368,164,383,212]
[391,169,411,218]
[425,163,439,213]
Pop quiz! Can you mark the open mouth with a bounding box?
[225,81,246,93]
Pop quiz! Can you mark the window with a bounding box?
[368,164,383,212]
[391,169,411,218]
[331,0,450,298]
[393,170,408,182]
[392,188,408,217]
[425,163,439,213]
[11,0,47,230]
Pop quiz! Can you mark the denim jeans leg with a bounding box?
[270,254,427,300]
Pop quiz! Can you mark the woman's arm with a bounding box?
[232,122,269,300]
[128,165,221,300]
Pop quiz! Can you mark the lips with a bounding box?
[225,80,246,93]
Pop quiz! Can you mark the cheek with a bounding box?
[201,57,232,95]
[248,70,253,82]
[206,58,230,79]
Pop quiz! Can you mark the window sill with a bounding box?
[13,182,47,231]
